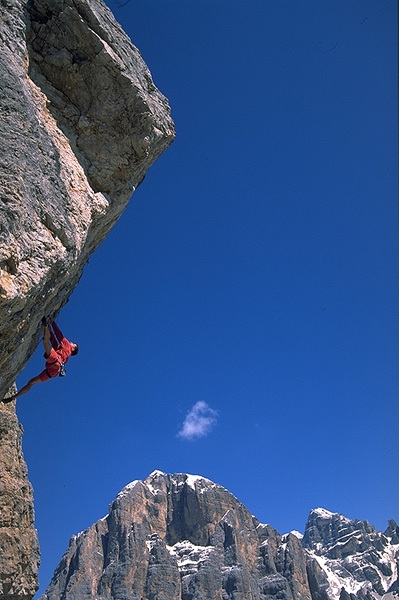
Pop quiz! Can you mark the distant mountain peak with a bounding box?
[39,472,398,600]
[303,507,399,600]
[145,470,225,495]
[148,469,166,477]
[310,507,351,522]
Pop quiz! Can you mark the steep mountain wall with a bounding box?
[40,472,399,600]
[303,508,399,600]
[40,471,313,600]
[0,389,39,600]
[0,0,174,596]
[0,0,175,401]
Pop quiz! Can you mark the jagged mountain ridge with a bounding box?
[40,471,398,600]
[303,508,398,600]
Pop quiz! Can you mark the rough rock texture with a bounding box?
[1,0,174,595]
[303,508,399,600]
[0,393,40,599]
[39,471,311,600]
[0,0,175,401]
[39,473,399,600]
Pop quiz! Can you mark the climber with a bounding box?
[2,318,79,403]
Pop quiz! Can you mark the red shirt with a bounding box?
[41,322,74,380]
[55,337,73,365]
[50,322,73,364]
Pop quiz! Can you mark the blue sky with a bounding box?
[15,1,397,596]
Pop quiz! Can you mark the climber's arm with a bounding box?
[42,325,52,357]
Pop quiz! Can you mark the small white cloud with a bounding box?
[177,401,218,441]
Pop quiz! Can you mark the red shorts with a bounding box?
[39,369,51,382]
[39,348,61,381]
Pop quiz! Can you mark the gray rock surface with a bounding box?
[39,475,399,600]
[38,471,311,600]
[1,0,174,595]
[0,393,40,599]
[303,508,399,600]
[0,0,175,402]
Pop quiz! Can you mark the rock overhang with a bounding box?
[0,0,175,400]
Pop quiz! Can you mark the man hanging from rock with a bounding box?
[2,317,79,403]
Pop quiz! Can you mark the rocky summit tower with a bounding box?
[40,471,399,600]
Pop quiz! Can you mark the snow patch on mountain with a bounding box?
[291,530,304,540]
[312,507,351,523]
[115,479,141,500]
[382,541,399,593]
[185,474,213,490]
[303,508,399,600]
[167,540,216,576]
[309,552,369,600]
[169,472,222,493]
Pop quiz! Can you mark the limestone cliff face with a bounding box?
[0,0,174,596]
[0,392,40,599]
[40,473,399,600]
[303,508,399,600]
[0,0,175,401]
[40,471,314,600]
